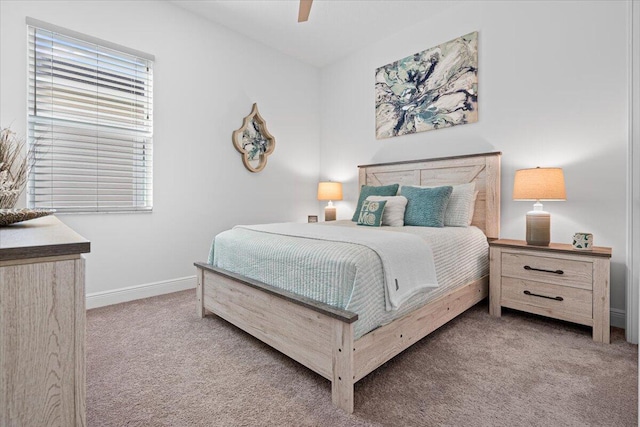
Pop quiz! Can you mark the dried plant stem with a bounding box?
[0,128,36,209]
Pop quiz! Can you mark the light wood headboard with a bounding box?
[358,152,501,239]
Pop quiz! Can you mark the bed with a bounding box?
[195,152,501,413]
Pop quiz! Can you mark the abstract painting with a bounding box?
[375,31,478,139]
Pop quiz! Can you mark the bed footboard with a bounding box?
[195,262,359,413]
[195,262,488,414]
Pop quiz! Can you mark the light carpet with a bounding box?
[87,290,637,426]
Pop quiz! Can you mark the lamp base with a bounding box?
[526,211,550,246]
[324,206,336,221]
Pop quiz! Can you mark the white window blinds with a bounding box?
[27,18,154,213]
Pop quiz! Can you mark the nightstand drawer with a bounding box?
[501,252,593,290]
[501,277,593,325]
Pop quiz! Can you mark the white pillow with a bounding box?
[401,182,477,227]
[468,190,479,225]
[366,195,408,227]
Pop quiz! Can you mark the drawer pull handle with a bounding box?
[523,290,564,301]
[524,265,564,275]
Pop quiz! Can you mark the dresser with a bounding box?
[0,216,90,426]
[489,239,611,343]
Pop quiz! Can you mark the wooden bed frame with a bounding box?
[195,152,501,413]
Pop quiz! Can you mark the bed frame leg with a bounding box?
[332,320,354,413]
[196,268,206,318]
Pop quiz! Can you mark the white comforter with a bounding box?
[238,222,438,310]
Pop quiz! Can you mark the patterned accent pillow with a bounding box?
[357,200,387,227]
[401,185,453,227]
[351,184,400,222]
[366,195,408,227]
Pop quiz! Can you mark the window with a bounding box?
[27,18,154,213]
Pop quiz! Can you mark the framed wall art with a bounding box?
[375,31,478,139]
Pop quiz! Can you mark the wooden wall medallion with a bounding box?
[232,103,276,173]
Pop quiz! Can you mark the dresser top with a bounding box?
[0,216,90,261]
[490,239,612,258]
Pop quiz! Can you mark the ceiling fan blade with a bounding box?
[298,0,313,23]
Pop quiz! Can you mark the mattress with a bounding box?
[209,220,489,339]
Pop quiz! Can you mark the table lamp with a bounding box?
[317,181,343,221]
[513,167,566,246]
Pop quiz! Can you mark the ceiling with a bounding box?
[170,0,456,68]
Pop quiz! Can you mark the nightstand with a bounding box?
[489,239,612,343]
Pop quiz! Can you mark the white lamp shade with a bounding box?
[317,182,343,201]
[513,167,566,201]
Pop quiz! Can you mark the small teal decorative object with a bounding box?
[357,200,387,227]
[572,232,593,250]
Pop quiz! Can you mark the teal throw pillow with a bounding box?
[351,184,399,222]
[401,185,453,227]
[357,200,387,227]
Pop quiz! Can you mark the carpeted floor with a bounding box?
[87,290,637,427]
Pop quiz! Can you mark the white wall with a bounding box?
[319,1,629,322]
[0,1,320,299]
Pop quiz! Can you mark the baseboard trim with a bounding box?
[86,275,196,309]
[610,308,626,329]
